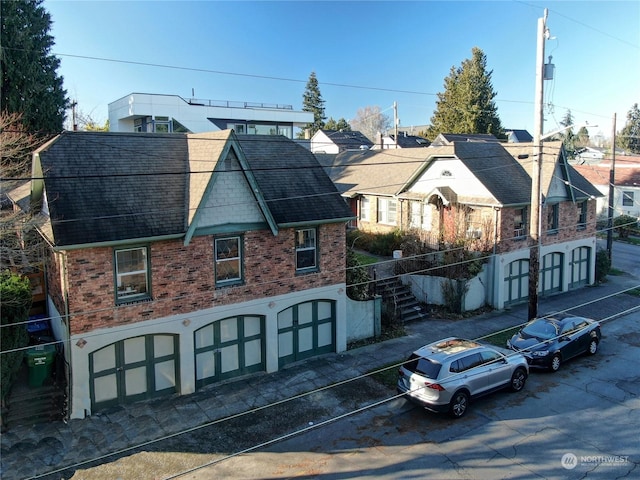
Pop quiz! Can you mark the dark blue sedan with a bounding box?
[507,316,601,372]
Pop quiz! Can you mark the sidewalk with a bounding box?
[1,274,638,480]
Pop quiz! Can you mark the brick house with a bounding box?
[19,129,354,418]
[323,139,602,309]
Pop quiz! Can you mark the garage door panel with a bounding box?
[318,322,333,348]
[195,316,265,388]
[124,337,146,364]
[155,360,176,390]
[298,326,314,352]
[245,339,262,366]
[90,335,179,413]
[221,345,239,373]
[196,351,215,380]
[278,300,336,368]
[93,344,116,374]
[125,366,147,396]
[94,374,117,403]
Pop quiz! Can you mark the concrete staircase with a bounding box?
[374,276,428,323]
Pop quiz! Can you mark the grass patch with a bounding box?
[608,268,625,276]
[625,288,640,297]
[354,252,378,266]
[369,362,400,389]
[481,326,521,348]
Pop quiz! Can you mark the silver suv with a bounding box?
[397,337,529,418]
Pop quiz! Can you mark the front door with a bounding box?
[89,334,179,412]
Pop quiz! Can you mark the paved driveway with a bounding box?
[185,311,639,480]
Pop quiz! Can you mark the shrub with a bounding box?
[595,249,611,284]
[346,249,372,300]
[1,271,32,402]
[613,215,638,238]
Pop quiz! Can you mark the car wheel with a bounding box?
[510,368,527,392]
[550,354,561,372]
[587,338,598,355]
[449,391,469,418]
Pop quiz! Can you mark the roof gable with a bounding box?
[32,131,353,248]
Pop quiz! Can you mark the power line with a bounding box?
[23,283,640,479]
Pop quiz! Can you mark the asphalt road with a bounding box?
[180,309,640,480]
[597,237,640,279]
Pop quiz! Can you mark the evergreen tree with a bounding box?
[324,117,351,131]
[299,71,326,138]
[559,109,578,159]
[425,47,503,141]
[618,103,640,154]
[1,0,68,135]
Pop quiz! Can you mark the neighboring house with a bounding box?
[11,130,354,419]
[310,129,373,154]
[324,140,602,309]
[505,129,533,143]
[574,147,605,165]
[108,92,313,138]
[572,155,640,219]
[371,131,431,149]
[430,133,501,146]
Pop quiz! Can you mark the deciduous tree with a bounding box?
[350,106,391,142]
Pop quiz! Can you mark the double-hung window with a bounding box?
[577,201,587,229]
[360,196,370,221]
[215,236,242,285]
[547,204,559,234]
[377,198,397,225]
[115,246,150,303]
[514,207,527,239]
[295,228,317,271]
[622,191,634,207]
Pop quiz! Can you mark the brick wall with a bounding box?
[58,223,346,335]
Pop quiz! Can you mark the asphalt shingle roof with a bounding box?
[34,131,353,247]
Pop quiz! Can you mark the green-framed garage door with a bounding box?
[194,315,265,389]
[504,259,530,306]
[278,300,336,368]
[541,252,563,296]
[570,246,591,288]
[89,334,179,412]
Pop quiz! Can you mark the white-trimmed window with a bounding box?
[577,201,588,229]
[215,236,242,285]
[377,198,397,225]
[547,204,559,233]
[514,207,527,239]
[115,246,150,302]
[360,196,370,221]
[295,228,317,271]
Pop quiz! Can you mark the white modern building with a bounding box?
[108,93,313,138]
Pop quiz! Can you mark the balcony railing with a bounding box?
[185,97,293,110]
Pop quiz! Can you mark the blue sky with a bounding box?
[45,0,639,138]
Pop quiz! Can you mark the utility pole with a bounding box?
[394,101,398,149]
[528,9,549,321]
[606,113,617,260]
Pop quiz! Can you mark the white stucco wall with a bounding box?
[66,283,347,419]
[346,296,381,342]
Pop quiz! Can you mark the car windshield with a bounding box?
[522,319,558,340]
[404,354,442,379]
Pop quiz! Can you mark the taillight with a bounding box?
[426,382,445,391]
[398,369,405,377]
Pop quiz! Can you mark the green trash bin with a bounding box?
[25,344,56,387]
